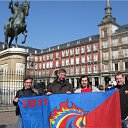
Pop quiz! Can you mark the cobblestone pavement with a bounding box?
[0,111,18,128]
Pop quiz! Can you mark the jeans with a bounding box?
[17,115,23,128]
[122,120,128,128]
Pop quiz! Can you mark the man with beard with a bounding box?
[47,68,73,94]
[75,75,92,93]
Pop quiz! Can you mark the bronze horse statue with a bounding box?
[4,0,30,49]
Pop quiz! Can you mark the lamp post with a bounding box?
[28,54,35,79]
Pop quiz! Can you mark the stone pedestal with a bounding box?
[0,48,29,71]
[0,48,29,90]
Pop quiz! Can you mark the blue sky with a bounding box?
[0,0,128,49]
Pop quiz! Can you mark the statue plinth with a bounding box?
[0,48,29,90]
[0,48,29,71]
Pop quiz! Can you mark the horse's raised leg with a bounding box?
[22,30,28,44]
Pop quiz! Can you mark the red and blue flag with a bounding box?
[18,89,121,128]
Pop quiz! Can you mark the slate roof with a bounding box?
[115,24,128,33]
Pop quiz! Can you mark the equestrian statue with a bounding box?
[4,0,30,49]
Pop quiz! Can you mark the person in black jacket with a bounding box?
[115,72,128,128]
[13,76,37,128]
[47,68,73,95]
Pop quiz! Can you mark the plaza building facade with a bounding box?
[27,35,100,88]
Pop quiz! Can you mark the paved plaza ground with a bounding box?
[0,111,18,128]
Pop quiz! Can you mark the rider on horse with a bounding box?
[8,0,20,28]
[4,0,30,49]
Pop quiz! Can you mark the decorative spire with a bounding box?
[101,0,117,25]
[105,0,111,17]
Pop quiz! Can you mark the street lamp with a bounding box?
[28,54,35,78]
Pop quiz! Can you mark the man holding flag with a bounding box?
[47,68,73,95]
[115,72,128,128]
[13,76,38,128]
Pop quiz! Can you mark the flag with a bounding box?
[18,89,121,128]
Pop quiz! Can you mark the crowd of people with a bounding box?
[13,68,128,128]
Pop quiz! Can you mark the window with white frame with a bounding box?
[62,51,65,57]
[27,56,30,61]
[35,56,38,62]
[87,55,92,62]
[88,66,92,73]
[66,59,69,66]
[103,52,108,60]
[76,67,79,74]
[70,68,74,75]
[43,55,46,61]
[76,57,79,64]
[70,58,74,65]
[75,47,79,54]
[34,63,38,69]
[112,63,115,71]
[43,63,45,69]
[46,55,50,60]
[70,48,74,55]
[94,54,98,61]
[56,52,59,58]
[81,56,85,63]
[46,71,50,76]
[50,62,53,68]
[35,71,38,76]
[62,59,65,66]
[81,46,85,53]
[122,36,128,44]
[38,71,41,76]
[102,41,108,48]
[94,65,98,73]
[104,64,108,72]
[42,71,45,75]
[66,68,69,75]
[81,66,85,74]
[93,43,98,51]
[112,38,118,46]
[39,64,42,69]
[39,56,42,61]
[56,61,59,67]
[50,54,53,59]
[87,45,91,52]
[66,50,69,56]
[46,62,49,68]
[123,49,128,57]
[113,51,118,59]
